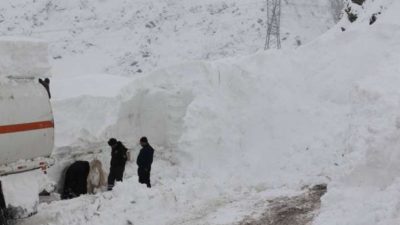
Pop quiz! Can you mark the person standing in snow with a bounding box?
[137,137,154,188]
[107,138,128,190]
[38,78,51,99]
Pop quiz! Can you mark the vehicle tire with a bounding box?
[0,208,7,225]
[0,181,8,225]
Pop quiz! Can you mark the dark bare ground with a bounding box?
[239,184,327,225]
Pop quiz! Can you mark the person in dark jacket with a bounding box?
[137,137,154,188]
[38,78,51,99]
[107,138,128,190]
[62,161,90,199]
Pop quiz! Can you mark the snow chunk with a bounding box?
[0,170,52,219]
[0,37,51,78]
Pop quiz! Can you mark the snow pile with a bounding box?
[0,37,50,78]
[1,170,53,219]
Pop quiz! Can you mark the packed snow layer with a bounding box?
[0,37,50,78]
[0,0,338,77]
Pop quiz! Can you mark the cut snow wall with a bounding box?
[53,96,120,147]
[104,62,214,148]
[107,89,193,148]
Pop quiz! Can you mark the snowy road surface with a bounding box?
[239,185,327,225]
[14,183,325,225]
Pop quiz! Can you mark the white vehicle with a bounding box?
[0,81,54,176]
[0,38,54,223]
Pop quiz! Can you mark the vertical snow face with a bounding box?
[0,0,339,77]
[105,62,206,148]
[106,87,194,148]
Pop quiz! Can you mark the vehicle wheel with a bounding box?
[0,208,7,225]
[0,182,8,225]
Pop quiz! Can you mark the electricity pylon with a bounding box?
[264,0,282,50]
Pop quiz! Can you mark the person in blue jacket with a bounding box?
[136,137,154,188]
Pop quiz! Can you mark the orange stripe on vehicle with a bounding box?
[0,120,54,134]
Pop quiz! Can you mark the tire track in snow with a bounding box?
[238,184,327,225]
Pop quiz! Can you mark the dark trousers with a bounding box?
[138,167,151,188]
[108,165,125,190]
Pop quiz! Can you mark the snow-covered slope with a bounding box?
[0,0,338,77]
